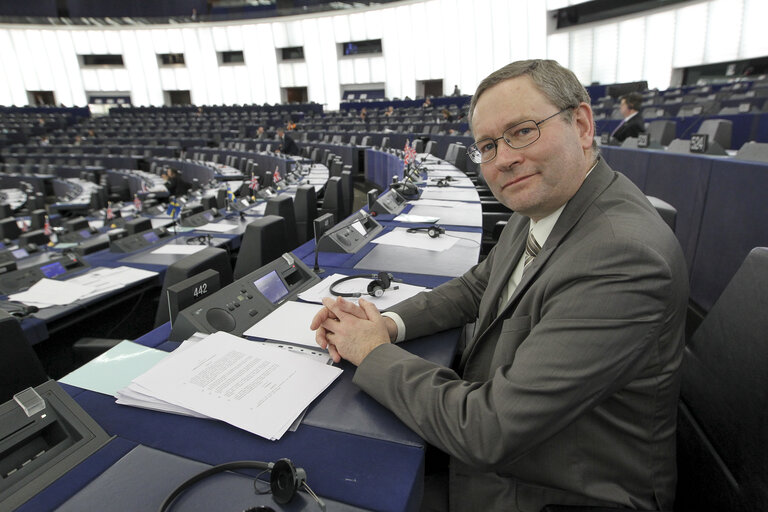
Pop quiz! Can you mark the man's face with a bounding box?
[619,98,630,118]
[471,76,593,221]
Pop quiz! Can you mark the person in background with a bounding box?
[611,91,645,143]
[275,127,299,155]
[162,167,179,195]
[311,59,687,512]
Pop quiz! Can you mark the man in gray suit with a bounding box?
[311,59,688,512]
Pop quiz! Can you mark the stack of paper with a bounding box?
[116,331,342,441]
[9,266,158,308]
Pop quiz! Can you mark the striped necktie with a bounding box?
[524,231,540,268]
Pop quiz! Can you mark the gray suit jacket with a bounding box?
[353,159,688,512]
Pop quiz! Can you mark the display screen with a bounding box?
[40,261,66,278]
[143,231,160,243]
[12,248,29,259]
[254,270,289,304]
[78,229,92,239]
[204,212,214,221]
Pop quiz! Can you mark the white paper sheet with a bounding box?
[371,227,459,252]
[9,278,95,307]
[128,331,341,440]
[67,266,158,300]
[392,214,440,223]
[243,301,324,348]
[194,222,239,233]
[151,244,208,255]
[419,187,479,202]
[297,273,427,309]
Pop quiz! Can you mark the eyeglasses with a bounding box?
[467,107,574,164]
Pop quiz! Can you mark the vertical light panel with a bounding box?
[42,30,71,105]
[0,30,24,105]
[437,0,464,97]
[673,3,707,68]
[741,0,768,58]
[57,30,86,106]
[644,11,675,90]
[11,30,38,93]
[459,0,481,92]
[591,24,618,85]
[705,0,742,64]
[115,31,138,105]
[182,27,205,105]
[547,32,570,68]
[616,18,645,83]
[199,26,223,105]
[379,6,403,99]
[526,0,548,62]
[27,30,53,94]
[569,28,593,85]
[317,15,340,109]
[470,0,493,88]
[490,0,512,67]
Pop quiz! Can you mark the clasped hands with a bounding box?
[309,296,396,365]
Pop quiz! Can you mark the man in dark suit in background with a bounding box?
[612,91,645,142]
[311,59,687,512]
[276,127,299,155]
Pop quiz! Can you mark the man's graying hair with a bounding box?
[468,59,597,152]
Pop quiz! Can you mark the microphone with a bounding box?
[312,213,335,274]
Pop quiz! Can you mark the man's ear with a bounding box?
[574,102,595,150]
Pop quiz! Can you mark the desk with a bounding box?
[18,156,481,511]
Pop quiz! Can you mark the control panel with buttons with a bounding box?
[169,252,320,341]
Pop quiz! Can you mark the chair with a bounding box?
[294,185,318,244]
[340,168,354,218]
[697,119,733,150]
[319,176,344,223]
[0,310,48,404]
[646,195,677,231]
[412,139,425,153]
[132,248,227,328]
[734,141,768,163]
[445,142,467,172]
[676,246,768,510]
[424,140,438,156]
[264,195,298,250]
[233,216,288,279]
[647,120,676,147]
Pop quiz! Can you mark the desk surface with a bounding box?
[17,155,479,511]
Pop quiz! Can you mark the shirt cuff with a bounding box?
[381,311,406,343]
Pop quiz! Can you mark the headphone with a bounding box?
[0,301,39,318]
[436,178,451,187]
[158,458,324,512]
[329,272,400,298]
[406,225,445,238]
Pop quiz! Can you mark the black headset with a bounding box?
[436,178,451,187]
[329,272,400,298]
[406,225,445,238]
[158,458,325,512]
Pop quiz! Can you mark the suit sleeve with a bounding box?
[354,236,680,471]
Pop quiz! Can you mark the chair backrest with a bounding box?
[676,247,768,510]
[381,136,390,148]
[734,141,768,163]
[321,176,344,223]
[646,195,677,231]
[697,119,733,150]
[412,139,424,153]
[154,247,233,327]
[294,185,318,244]
[0,310,48,404]
[233,216,287,279]
[445,142,467,172]
[648,120,676,146]
[340,168,353,218]
[264,195,298,250]
[361,136,371,146]
[425,140,438,155]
